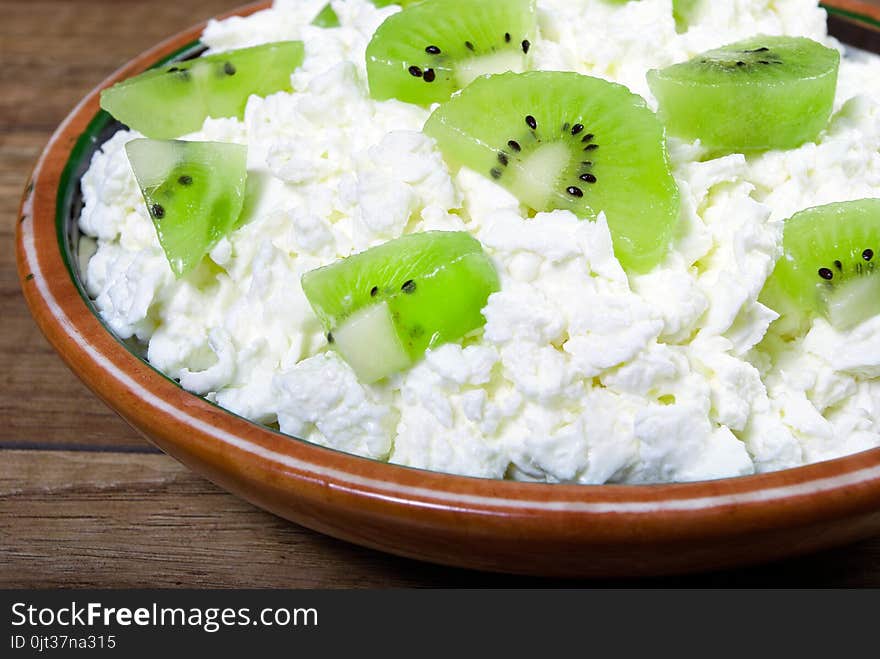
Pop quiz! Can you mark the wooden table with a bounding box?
[3,0,880,588]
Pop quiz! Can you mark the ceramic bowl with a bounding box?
[16,0,880,578]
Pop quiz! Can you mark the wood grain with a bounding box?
[3,0,880,588]
[0,1,244,451]
[4,450,880,588]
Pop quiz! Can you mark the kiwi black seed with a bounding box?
[150,203,165,219]
[699,46,785,72]
[167,67,191,81]
[814,248,880,283]
[816,253,876,282]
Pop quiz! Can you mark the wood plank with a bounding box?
[0,450,502,588]
[0,0,240,451]
[0,450,432,588]
[0,0,243,132]
[3,450,880,587]
[1,131,155,448]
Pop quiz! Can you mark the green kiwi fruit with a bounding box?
[647,35,840,154]
[671,0,701,32]
[312,3,342,27]
[760,199,880,333]
[125,139,248,277]
[301,231,499,383]
[423,71,680,273]
[101,41,304,139]
[365,0,536,106]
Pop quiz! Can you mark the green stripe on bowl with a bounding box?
[821,2,880,31]
[53,40,301,445]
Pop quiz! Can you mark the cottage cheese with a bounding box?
[79,0,880,483]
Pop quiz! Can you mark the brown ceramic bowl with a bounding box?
[16,0,880,578]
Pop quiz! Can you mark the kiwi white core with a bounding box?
[508,141,570,211]
[824,276,880,331]
[125,139,181,189]
[455,52,526,88]
[332,302,410,383]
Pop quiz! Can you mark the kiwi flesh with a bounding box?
[301,231,500,383]
[311,3,341,28]
[423,71,680,273]
[101,41,305,139]
[125,139,248,277]
[671,0,701,32]
[647,35,839,154]
[366,0,536,106]
[760,199,880,333]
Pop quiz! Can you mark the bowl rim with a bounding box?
[824,0,880,29]
[15,0,880,545]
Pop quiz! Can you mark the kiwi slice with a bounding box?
[311,3,341,28]
[366,0,536,106]
[125,139,248,277]
[101,41,305,139]
[671,0,701,32]
[424,71,680,273]
[301,231,500,383]
[647,35,839,154]
[760,199,880,332]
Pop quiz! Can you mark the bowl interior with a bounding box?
[52,4,880,492]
